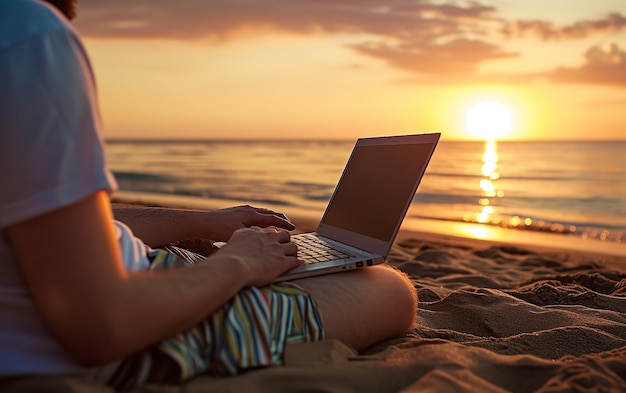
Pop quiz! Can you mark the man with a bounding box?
[0,0,417,389]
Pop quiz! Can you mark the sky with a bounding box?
[74,0,626,141]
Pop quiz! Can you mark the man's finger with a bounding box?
[275,230,291,243]
[283,242,298,256]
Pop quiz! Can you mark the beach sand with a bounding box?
[4,206,626,392]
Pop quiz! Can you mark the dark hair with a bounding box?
[43,0,77,20]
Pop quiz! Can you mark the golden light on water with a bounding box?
[480,179,496,195]
[476,141,502,224]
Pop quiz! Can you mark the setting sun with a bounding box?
[465,101,514,141]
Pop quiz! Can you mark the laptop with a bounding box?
[217,133,440,282]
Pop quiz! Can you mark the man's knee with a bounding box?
[368,265,417,333]
[293,265,417,349]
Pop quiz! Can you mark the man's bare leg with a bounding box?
[294,265,417,351]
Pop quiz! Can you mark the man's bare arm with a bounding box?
[112,203,295,247]
[7,192,302,365]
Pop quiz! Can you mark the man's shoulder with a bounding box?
[0,0,74,49]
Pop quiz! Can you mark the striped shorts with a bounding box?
[101,247,325,390]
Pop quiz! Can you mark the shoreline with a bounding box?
[112,190,626,260]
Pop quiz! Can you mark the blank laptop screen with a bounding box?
[320,142,434,242]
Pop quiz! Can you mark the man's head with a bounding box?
[43,0,78,20]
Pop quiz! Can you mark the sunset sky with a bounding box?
[74,0,626,141]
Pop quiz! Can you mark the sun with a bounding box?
[465,100,514,140]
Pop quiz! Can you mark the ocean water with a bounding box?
[105,139,626,251]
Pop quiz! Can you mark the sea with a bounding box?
[105,139,626,256]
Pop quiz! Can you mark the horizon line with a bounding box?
[104,137,626,143]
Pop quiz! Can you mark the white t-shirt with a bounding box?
[0,0,150,376]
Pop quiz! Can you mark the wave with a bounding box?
[426,172,617,183]
[408,214,624,243]
[414,193,625,217]
[284,181,334,189]
[113,171,173,182]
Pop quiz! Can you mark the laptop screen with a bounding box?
[320,141,435,242]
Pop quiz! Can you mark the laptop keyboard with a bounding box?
[293,234,355,264]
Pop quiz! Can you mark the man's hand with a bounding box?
[201,205,295,242]
[213,226,303,288]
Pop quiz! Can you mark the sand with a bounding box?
[3,211,625,392]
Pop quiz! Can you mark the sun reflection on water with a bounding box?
[460,140,623,245]
[476,141,503,224]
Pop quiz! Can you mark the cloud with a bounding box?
[73,1,626,84]
[74,1,500,40]
[74,0,509,77]
[501,13,626,40]
[350,38,516,76]
[547,43,626,85]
